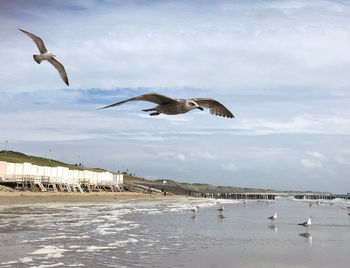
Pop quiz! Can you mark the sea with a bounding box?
[0,196,349,268]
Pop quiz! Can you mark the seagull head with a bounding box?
[186,100,203,111]
[48,52,56,57]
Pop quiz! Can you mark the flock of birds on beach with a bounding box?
[20,29,235,118]
[189,200,350,243]
[191,203,313,228]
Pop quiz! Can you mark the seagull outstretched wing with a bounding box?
[191,98,234,118]
[48,58,69,86]
[19,29,47,53]
[99,93,177,110]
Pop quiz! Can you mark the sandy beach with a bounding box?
[0,191,164,205]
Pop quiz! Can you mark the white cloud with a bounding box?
[201,151,215,160]
[307,152,326,160]
[301,159,323,168]
[334,156,350,165]
[221,162,238,171]
[234,116,350,136]
[301,151,326,168]
[177,153,186,162]
[191,151,216,160]
[2,0,350,93]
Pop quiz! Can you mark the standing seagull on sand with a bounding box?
[268,212,277,223]
[298,217,312,227]
[99,93,234,118]
[19,29,69,86]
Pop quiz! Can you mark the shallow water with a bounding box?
[0,197,349,267]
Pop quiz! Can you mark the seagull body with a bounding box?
[99,93,234,118]
[298,217,312,227]
[217,205,224,212]
[268,212,277,222]
[190,206,199,213]
[19,29,69,86]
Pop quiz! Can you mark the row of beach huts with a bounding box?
[0,161,123,192]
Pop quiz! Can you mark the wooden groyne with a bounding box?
[186,191,350,200]
[294,193,349,200]
[186,191,278,200]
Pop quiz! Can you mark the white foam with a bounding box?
[128,233,139,237]
[30,245,69,259]
[85,246,115,252]
[31,262,65,268]
[1,261,18,265]
[19,257,33,263]
[108,238,139,246]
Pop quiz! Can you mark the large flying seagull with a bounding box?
[99,93,234,118]
[19,29,69,86]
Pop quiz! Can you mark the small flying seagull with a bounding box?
[298,217,312,227]
[19,29,69,86]
[99,93,234,118]
[268,212,277,223]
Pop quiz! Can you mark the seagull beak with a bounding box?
[197,107,204,111]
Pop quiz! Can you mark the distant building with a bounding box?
[162,180,167,184]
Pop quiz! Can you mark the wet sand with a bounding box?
[0,198,349,267]
[0,191,166,205]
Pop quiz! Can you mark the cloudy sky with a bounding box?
[1,0,350,193]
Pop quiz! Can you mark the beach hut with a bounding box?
[97,172,104,185]
[68,169,74,187]
[50,167,58,183]
[23,162,32,176]
[62,167,69,184]
[78,170,84,183]
[83,170,92,182]
[36,166,45,185]
[29,164,38,177]
[29,165,38,183]
[14,163,24,176]
[105,172,113,185]
[57,166,64,182]
[6,162,15,178]
[44,166,51,177]
[73,170,80,184]
[113,174,118,185]
[37,166,45,177]
[91,172,98,186]
[0,161,6,178]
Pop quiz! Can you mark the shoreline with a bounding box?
[0,191,172,205]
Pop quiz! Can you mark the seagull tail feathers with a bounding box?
[33,55,41,64]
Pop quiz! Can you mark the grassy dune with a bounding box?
[1,151,328,195]
[124,175,281,194]
[0,150,104,172]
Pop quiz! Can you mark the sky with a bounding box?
[1,0,350,193]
